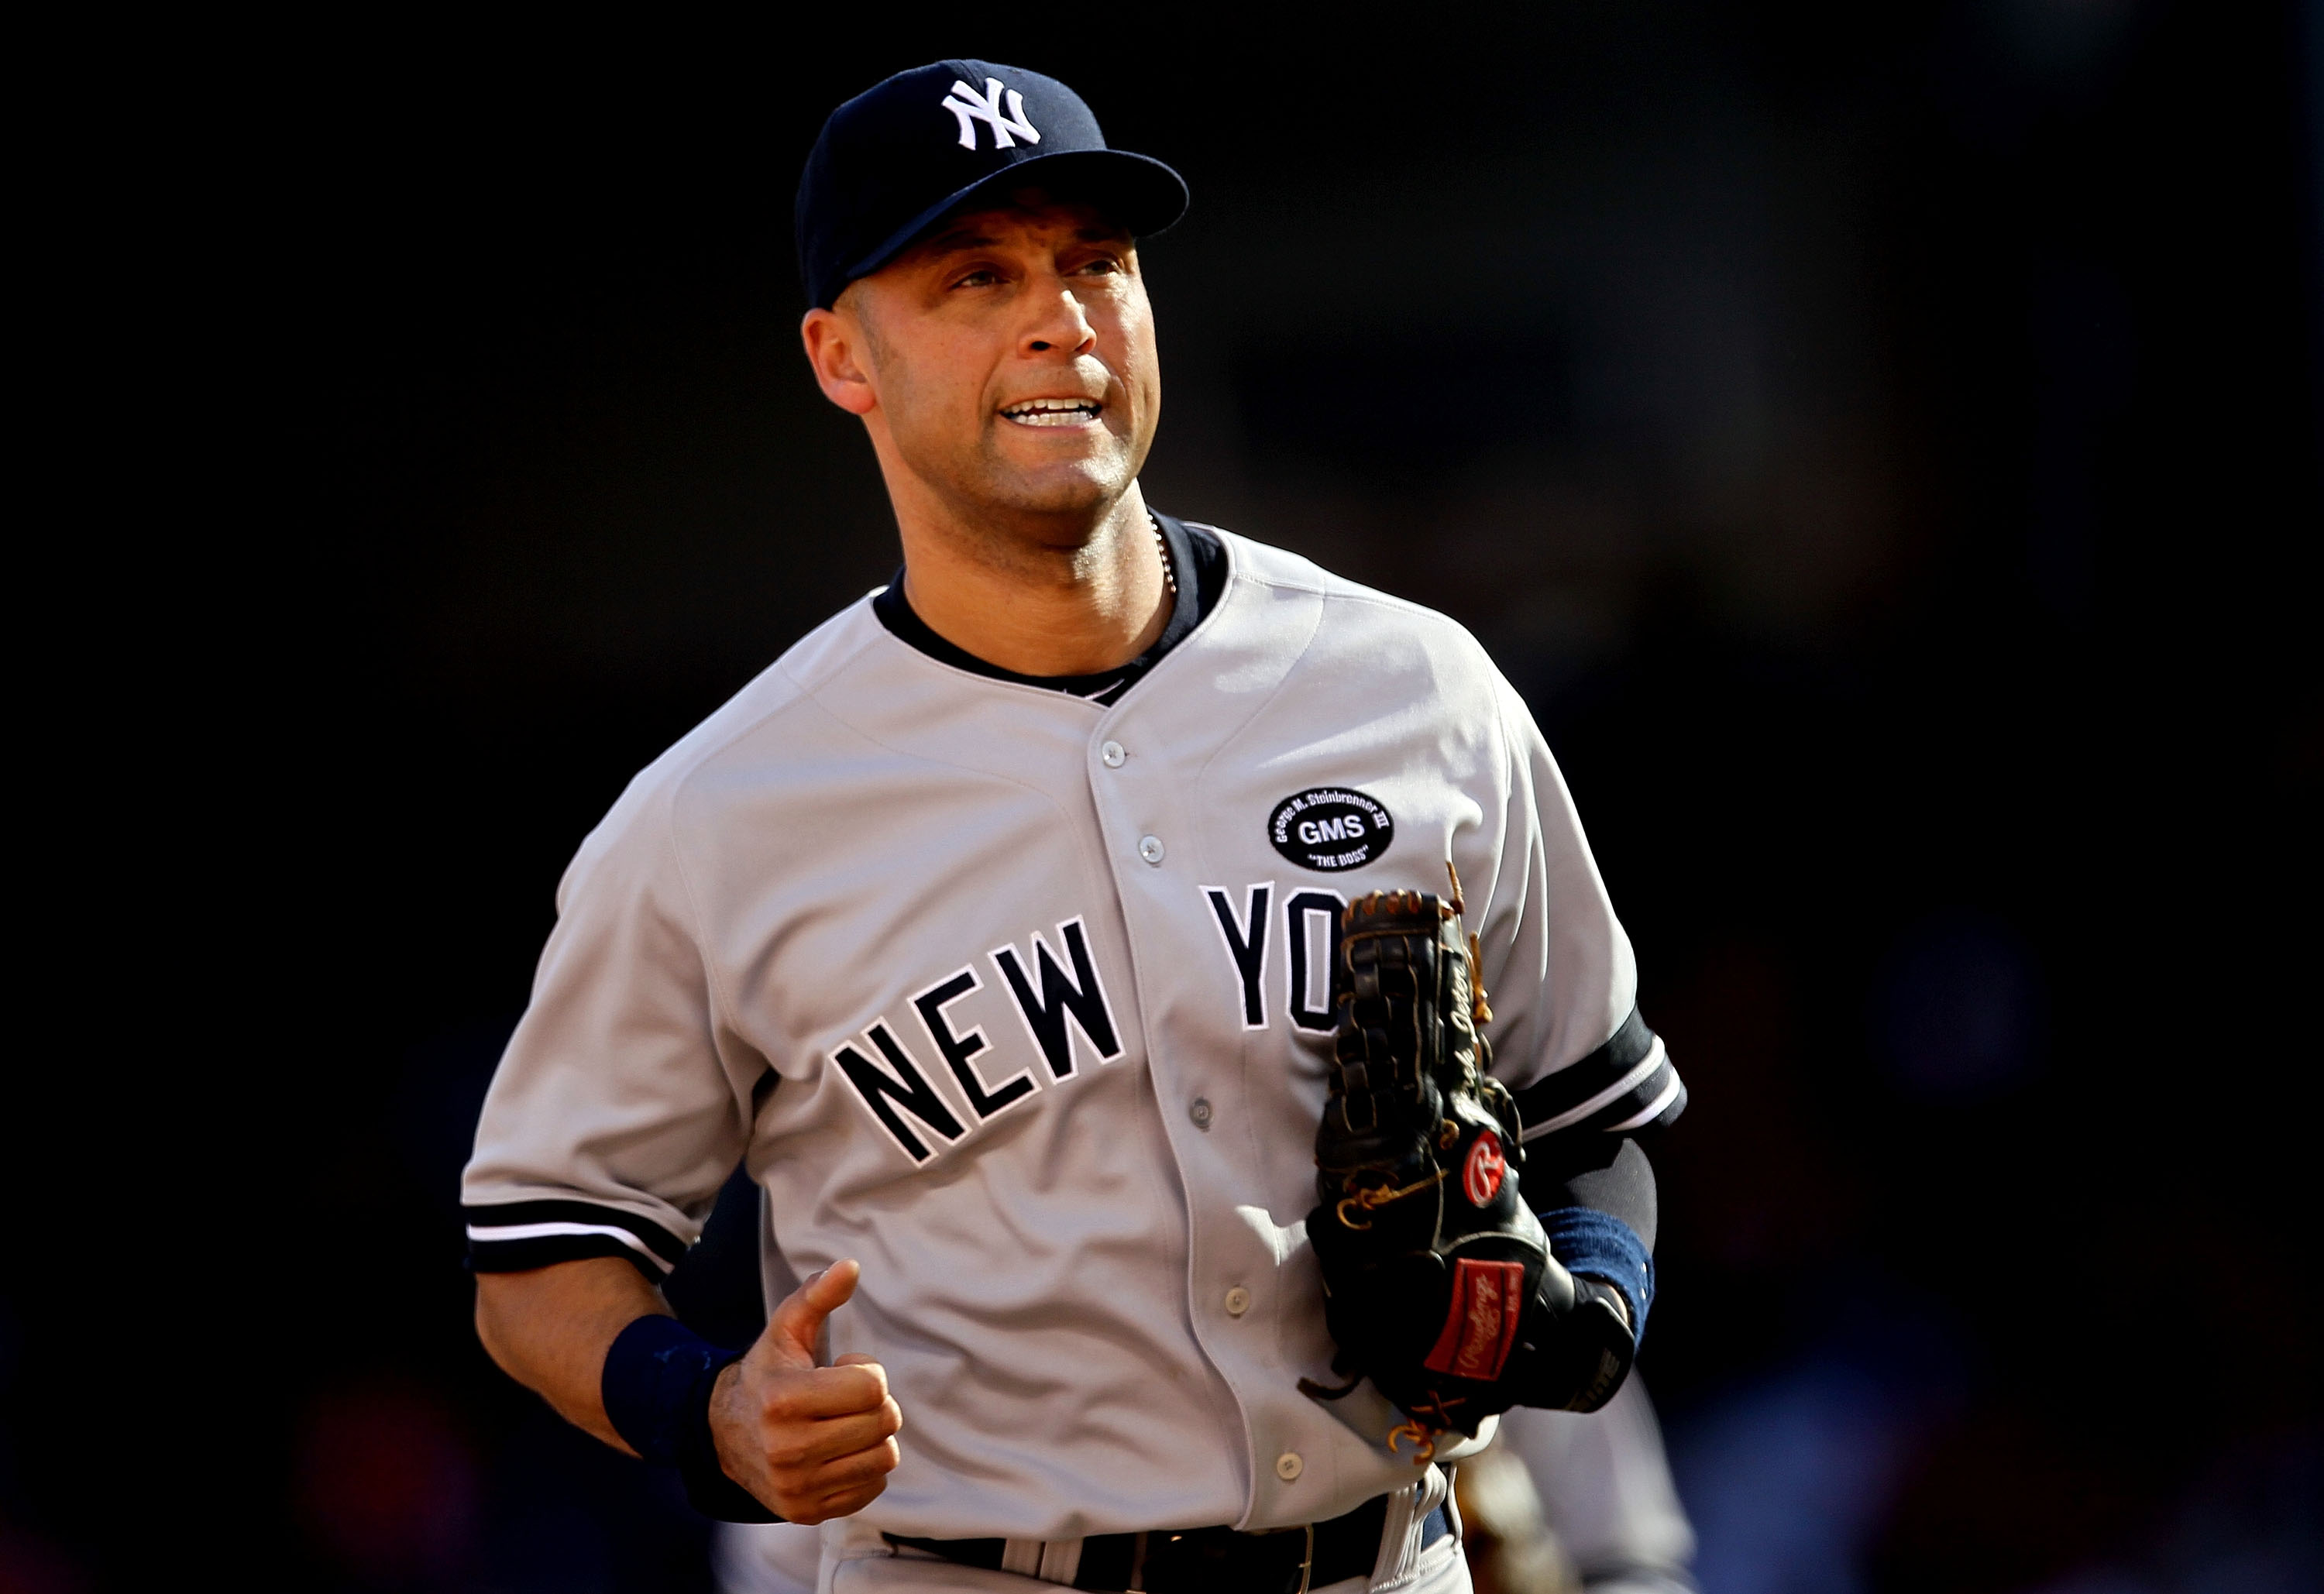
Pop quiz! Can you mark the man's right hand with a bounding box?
[710,1258,904,1523]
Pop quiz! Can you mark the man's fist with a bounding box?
[709,1259,903,1523]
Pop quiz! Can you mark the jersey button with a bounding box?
[1275,1452,1304,1482]
[1137,835,1165,864]
[1189,1097,1213,1129]
[1100,740,1126,768]
[1224,1287,1251,1317]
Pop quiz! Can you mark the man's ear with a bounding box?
[801,304,878,417]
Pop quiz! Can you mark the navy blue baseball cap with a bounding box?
[796,60,1189,310]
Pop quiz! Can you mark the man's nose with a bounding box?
[1020,280,1097,359]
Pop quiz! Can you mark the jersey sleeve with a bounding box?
[460,779,761,1280]
[1474,677,1686,1150]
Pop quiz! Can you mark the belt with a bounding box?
[883,1495,1452,1594]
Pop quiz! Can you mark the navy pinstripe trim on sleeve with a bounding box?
[463,1199,688,1277]
[1511,1007,1688,1141]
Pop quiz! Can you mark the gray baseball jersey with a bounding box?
[463,521,1681,1545]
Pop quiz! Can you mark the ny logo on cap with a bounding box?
[942,77,1042,151]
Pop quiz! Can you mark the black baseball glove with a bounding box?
[1302,871,1634,1459]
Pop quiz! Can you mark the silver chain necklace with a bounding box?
[1151,514,1178,598]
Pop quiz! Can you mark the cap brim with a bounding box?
[838,148,1190,298]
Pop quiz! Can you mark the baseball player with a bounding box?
[465,57,1685,1594]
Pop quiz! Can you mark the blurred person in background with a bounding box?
[1477,1396,1696,1594]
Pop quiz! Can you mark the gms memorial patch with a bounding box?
[1267,787,1394,872]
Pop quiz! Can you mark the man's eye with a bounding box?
[952,269,1000,289]
[1075,256,1124,277]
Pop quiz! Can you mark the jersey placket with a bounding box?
[1085,702,1301,1527]
[1081,587,1422,1530]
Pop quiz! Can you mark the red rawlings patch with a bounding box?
[1463,1130,1507,1207]
[1423,1257,1526,1381]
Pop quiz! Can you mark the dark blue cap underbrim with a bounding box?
[830,147,1190,308]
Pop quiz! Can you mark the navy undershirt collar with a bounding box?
[872,514,1220,705]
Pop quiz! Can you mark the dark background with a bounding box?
[10,3,2319,1591]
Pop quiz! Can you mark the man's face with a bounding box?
[819,195,1160,532]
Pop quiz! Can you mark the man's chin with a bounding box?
[971,462,1136,524]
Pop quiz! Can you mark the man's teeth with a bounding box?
[1003,400,1102,427]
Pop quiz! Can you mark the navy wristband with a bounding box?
[601,1314,781,1523]
[1538,1206,1656,1342]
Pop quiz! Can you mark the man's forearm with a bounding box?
[1525,1135,1659,1343]
[475,1256,670,1454]
[1532,1135,1658,1249]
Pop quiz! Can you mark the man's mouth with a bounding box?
[1000,397,1104,428]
